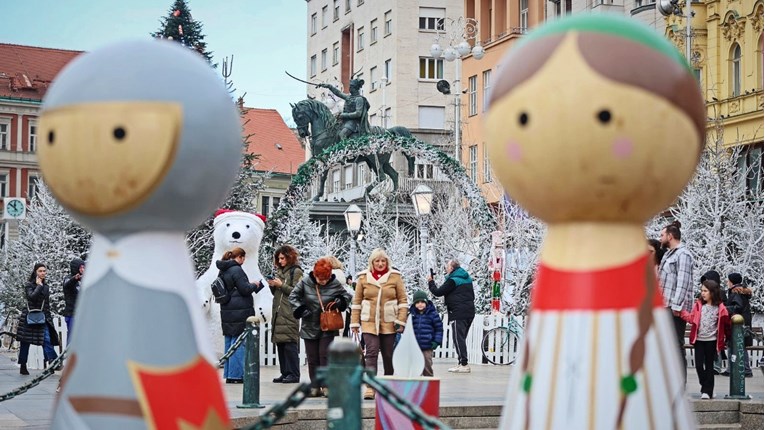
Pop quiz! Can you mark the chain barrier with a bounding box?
[239,378,320,430]
[362,372,452,430]
[217,329,248,367]
[0,347,68,402]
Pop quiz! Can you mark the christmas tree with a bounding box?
[0,182,91,316]
[151,0,214,65]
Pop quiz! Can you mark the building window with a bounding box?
[419,57,444,80]
[0,123,8,151]
[358,0,364,5]
[0,173,7,198]
[482,70,492,112]
[738,143,764,200]
[333,0,340,21]
[483,144,492,182]
[520,0,529,30]
[260,195,281,217]
[419,7,445,30]
[415,163,434,179]
[310,55,317,76]
[371,19,378,43]
[332,42,340,65]
[29,121,37,152]
[418,105,445,129]
[370,66,378,90]
[311,13,317,35]
[468,75,478,116]
[370,113,378,126]
[384,10,392,36]
[469,145,478,183]
[321,49,328,71]
[731,43,742,97]
[758,34,764,90]
[344,165,354,189]
[384,107,391,128]
[28,175,40,201]
[384,59,392,84]
[356,163,366,185]
[345,0,351,13]
[322,6,328,28]
[332,169,341,193]
[357,27,365,51]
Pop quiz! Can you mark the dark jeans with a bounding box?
[451,318,473,366]
[694,340,717,396]
[304,336,334,386]
[18,325,58,366]
[670,309,687,383]
[363,333,396,375]
[65,316,74,346]
[276,342,300,379]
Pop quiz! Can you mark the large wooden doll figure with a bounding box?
[485,16,705,429]
[37,40,242,429]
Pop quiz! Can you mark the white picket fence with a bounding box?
[3,314,761,370]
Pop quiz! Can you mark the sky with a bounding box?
[0,0,308,125]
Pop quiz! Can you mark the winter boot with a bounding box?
[20,364,29,375]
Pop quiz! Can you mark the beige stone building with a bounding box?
[305,0,464,201]
[546,0,666,32]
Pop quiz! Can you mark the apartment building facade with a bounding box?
[305,0,464,202]
[0,43,81,245]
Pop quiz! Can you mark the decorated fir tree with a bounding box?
[0,182,91,316]
[151,0,214,65]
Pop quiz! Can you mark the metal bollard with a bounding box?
[725,315,751,400]
[325,338,363,429]
[237,316,266,409]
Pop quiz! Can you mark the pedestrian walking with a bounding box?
[216,247,265,384]
[680,280,730,399]
[428,259,475,373]
[723,273,753,377]
[267,245,303,384]
[350,248,408,399]
[409,290,443,377]
[61,258,85,345]
[17,263,60,375]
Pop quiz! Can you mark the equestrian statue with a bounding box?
[290,78,415,201]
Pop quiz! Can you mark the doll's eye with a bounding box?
[113,127,127,140]
[246,225,250,228]
[518,112,529,127]
[597,109,612,124]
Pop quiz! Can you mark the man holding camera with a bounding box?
[428,260,475,373]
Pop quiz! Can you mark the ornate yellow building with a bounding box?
[667,0,763,188]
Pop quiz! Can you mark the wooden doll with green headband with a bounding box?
[485,15,704,429]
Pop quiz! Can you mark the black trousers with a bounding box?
[304,336,334,386]
[276,342,300,379]
[694,340,717,396]
[452,318,473,366]
[669,309,688,383]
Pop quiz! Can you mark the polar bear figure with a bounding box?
[196,209,273,357]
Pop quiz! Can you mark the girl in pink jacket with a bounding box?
[681,280,731,399]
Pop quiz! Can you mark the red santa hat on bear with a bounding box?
[212,208,266,231]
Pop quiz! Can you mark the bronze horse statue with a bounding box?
[291,98,415,200]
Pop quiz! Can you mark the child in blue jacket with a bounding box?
[410,290,444,377]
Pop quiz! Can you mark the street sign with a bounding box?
[3,197,26,220]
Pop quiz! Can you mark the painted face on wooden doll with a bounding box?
[485,16,705,224]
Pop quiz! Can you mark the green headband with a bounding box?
[517,14,691,72]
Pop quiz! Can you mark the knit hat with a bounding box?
[212,208,266,231]
[728,273,743,285]
[413,290,428,304]
[699,270,721,285]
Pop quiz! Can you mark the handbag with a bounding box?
[316,286,345,332]
[26,300,45,326]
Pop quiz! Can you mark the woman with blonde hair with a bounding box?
[350,248,408,399]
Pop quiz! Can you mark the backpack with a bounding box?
[211,275,231,304]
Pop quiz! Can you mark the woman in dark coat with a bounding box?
[289,257,352,397]
[216,247,264,383]
[267,245,303,384]
[17,263,60,375]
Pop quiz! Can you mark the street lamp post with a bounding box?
[343,204,363,275]
[430,17,485,161]
[658,0,694,63]
[411,185,434,282]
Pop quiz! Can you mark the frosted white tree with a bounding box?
[646,122,764,312]
[501,198,545,316]
[0,182,91,316]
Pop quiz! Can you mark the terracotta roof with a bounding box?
[0,43,82,101]
[242,108,304,175]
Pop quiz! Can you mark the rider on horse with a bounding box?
[318,79,371,140]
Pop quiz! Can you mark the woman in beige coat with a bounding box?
[350,248,408,399]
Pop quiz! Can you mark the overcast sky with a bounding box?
[1,0,308,125]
